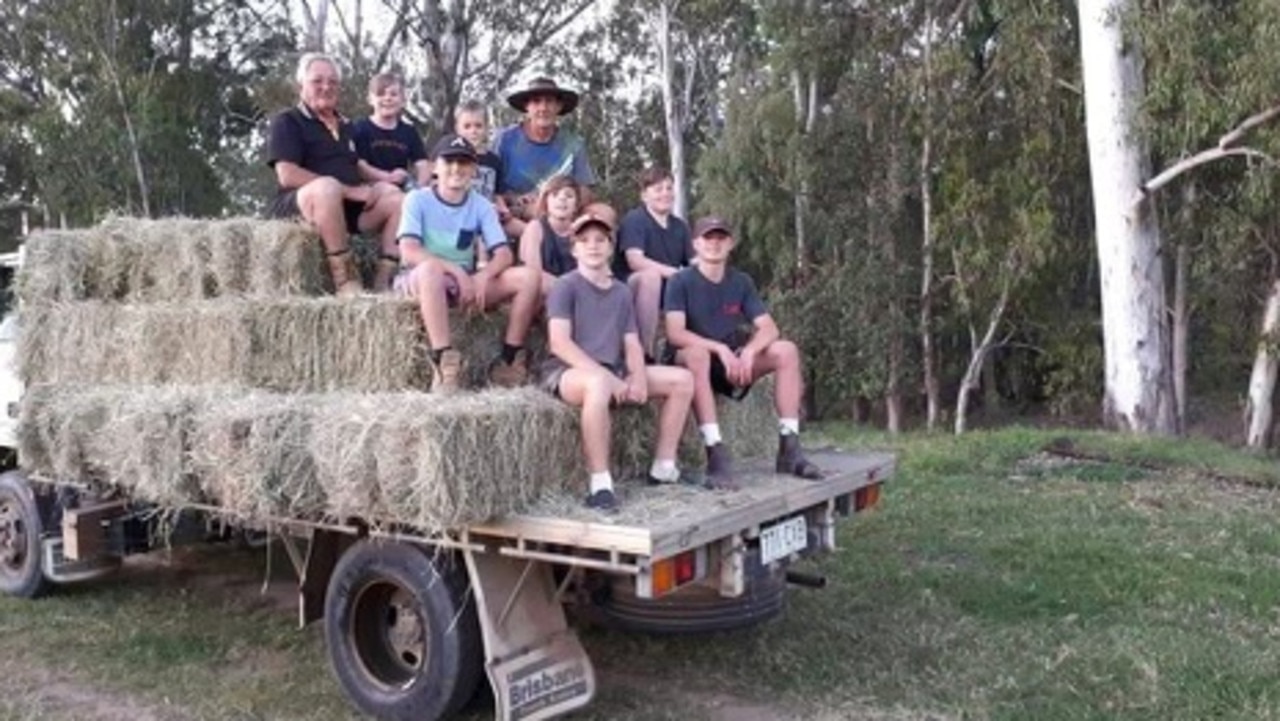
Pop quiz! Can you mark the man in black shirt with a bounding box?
[664,216,823,489]
[265,53,404,294]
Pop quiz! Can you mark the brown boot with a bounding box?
[325,248,363,297]
[488,348,529,388]
[373,254,400,293]
[704,443,738,490]
[776,434,823,480]
[430,349,464,393]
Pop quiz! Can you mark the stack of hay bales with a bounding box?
[16,217,777,529]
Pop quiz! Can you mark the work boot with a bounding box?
[325,248,364,298]
[488,348,529,388]
[430,349,464,394]
[704,443,738,491]
[776,434,823,480]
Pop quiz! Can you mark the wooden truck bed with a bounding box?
[470,450,894,562]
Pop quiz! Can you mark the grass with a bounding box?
[4,425,1280,719]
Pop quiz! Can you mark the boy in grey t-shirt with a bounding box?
[542,213,695,511]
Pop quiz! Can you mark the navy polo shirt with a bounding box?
[266,104,362,189]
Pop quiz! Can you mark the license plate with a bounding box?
[760,516,808,565]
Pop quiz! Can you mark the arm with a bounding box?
[518,220,544,272]
[358,159,405,185]
[413,159,432,187]
[664,311,734,357]
[276,160,373,205]
[741,314,781,356]
[621,332,648,402]
[625,249,680,278]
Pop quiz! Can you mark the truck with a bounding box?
[0,241,893,721]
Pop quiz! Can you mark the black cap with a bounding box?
[692,216,733,238]
[431,134,477,162]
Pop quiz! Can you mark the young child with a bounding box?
[663,216,823,489]
[453,100,520,239]
[352,73,431,189]
[517,174,581,299]
[395,135,540,392]
[542,213,695,511]
[616,166,696,360]
[352,73,431,291]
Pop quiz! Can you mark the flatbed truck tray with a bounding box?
[474,450,894,560]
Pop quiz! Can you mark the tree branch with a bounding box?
[1218,103,1280,149]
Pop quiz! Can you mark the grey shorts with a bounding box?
[540,363,626,398]
[393,265,461,307]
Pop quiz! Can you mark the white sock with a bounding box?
[700,423,723,446]
[649,459,679,483]
[589,471,614,494]
[779,418,800,436]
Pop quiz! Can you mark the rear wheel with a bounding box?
[0,471,49,599]
[324,541,483,721]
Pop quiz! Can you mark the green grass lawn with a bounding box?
[4,426,1280,720]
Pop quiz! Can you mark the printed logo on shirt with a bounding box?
[722,303,743,316]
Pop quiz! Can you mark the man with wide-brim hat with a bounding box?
[492,76,614,234]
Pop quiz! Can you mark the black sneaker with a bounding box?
[585,488,619,512]
[704,443,739,490]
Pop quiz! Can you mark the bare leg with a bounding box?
[296,177,349,255]
[358,183,405,292]
[628,269,664,358]
[405,261,452,350]
[752,339,803,419]
[644,365,694,461]
[675,346,719,426]
[485,266,540,346]
[558,368,617,474]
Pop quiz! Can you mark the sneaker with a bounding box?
[584,488,619,512]
[776,434,823,480]
[488,349,529,388]
[430,349,464,393]
[704,443,739,491]
[646,469,682,486]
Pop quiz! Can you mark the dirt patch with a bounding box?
[0,656,179,721]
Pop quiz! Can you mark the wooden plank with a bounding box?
[472,451,895,560]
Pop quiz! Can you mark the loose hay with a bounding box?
[21,384,583,530]
[17,217,327,305]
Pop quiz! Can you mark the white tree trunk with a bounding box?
[1078,0,1176,434]
[657,1,688,218]
[919,6,940,431]
[955,276,1013,435]
[1245,279,1280,449]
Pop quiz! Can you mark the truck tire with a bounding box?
[599,571,788,635]
[0,471,50,599]
[325,541,484,721]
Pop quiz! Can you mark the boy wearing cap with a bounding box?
[542,214,695,511]
[396,134,540,392]
[664,216,823,488]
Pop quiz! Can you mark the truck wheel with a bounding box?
[0,471,49,599]
[325,541,484,721]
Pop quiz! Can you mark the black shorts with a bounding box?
[662,345,752,400]
[268,190,363,234]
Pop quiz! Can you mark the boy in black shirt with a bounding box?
[352,73,431,189]
[664,216,822,489]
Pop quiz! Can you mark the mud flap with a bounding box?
[463,548,596,721]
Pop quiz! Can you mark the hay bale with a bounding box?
[309,388,581,528]
[18,384,209,505]
[191,393,324,518]
[21,384,584,530]
[16,217,327,305]
[19,296,551,393]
